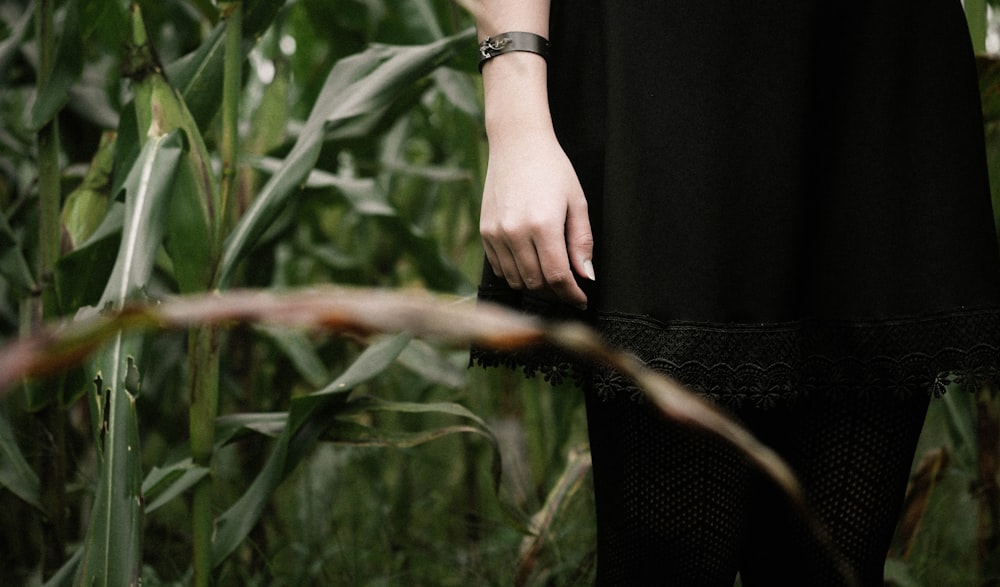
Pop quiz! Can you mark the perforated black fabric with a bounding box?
[584,389,929,586]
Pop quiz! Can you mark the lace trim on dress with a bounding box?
[470,307,1000,407]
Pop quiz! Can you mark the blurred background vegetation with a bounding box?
[0,0,999,585]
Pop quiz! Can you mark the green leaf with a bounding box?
[218,29,475,287]
[0,409,41,510]
[977,57,1000,124]
[254,157,470,290]
[79,131,184,319]
[326,420,490,449]
[210,333,411,567]
[432,67,482,117]
[883,558,922,587]
[396,339,466,389]
[81,0,128,45]
[142,459,211,514]
[55,203,124,314]
[215,412,289,445]
[43,547,83,587]
[0,207,36,297]
[68,133,182,585]
[0,1,33,80]
[162,160,217,293]
[164,0,287,131]
[942,387,977,468]
[30,1,84,130]
[60,186,109,253]
[128,5,218,293]
[243,0,288,47]
[252,158,396,217]
[109,104,141,201]
[966,0,988,53]
[61,132,116,252]
[217,397,493,448]
[318,37,467,141]
[379,213,470,291]
[335,396,492,431]
[323,336,412,392]
[326,396,529,530]
[208,356,531,564]
[75,366,144,587]
[185,0,219,24]
[256,325,330,389]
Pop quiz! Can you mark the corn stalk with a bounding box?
[188,1,243,581]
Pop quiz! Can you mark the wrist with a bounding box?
[485,106,553,142]
[482,53,553,140]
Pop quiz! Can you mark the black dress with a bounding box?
[476,0,1000,407]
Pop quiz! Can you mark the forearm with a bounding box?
[473,1,553,141]
[473,0,549,38]
[472,0,592,306]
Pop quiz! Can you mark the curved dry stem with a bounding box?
[0,286,853,582]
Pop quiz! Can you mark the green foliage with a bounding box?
[1,0,544,584]
[76,365,144,586]
[0,407,40,510]
[30,0,85,131]
[218,29,474,288]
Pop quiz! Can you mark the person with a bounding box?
[470,1,1000,585]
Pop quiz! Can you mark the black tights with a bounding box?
[584,389,930,586]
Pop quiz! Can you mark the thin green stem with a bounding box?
[191,7,241,582]
[189,325,221,587]
[219,1,242,243]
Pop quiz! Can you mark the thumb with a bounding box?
[566,198,595,281]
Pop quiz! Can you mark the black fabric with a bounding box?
[474,0,1000,406]
[585,389,929,586]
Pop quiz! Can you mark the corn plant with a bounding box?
[2,0,617,584]
[0,0,495,583]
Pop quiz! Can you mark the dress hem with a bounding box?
[470,306,1000,409]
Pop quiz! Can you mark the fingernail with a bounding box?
[583,259,596,281]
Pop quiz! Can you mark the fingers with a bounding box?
[482,220,544,290]
[482,239,507,279]
[566,195,596,282]
[533,228,588,309]
[482,224,588,309]
[483,233,540,290]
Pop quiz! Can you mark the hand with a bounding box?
[480,128,595,309]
